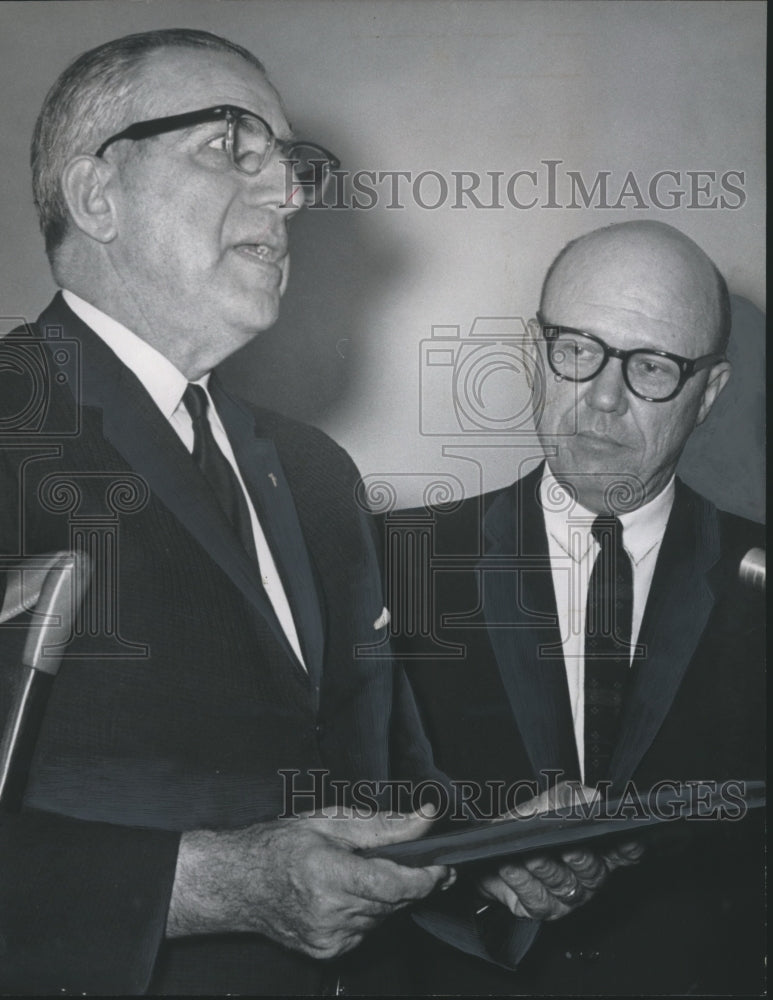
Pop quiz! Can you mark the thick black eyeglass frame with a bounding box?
[536,312,725,402]
[93,104,340,175]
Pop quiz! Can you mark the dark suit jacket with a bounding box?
[0,295,444,995]
[395,465,765,995]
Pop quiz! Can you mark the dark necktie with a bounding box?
[182,384,257,562]
[584,515,633,787]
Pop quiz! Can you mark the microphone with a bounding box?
[739,547,765,592]
[0,551,92,811]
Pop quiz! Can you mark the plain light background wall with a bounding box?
[0,0,765,519]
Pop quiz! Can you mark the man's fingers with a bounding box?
[364,806,439,847]
[604,838,646,870]
[313,806,439,850]
[560,848,608,890]
[478,872,533,918]
[522,854,587,909]
[495,863,571,920]
[523,853,575,891]
[480,829,643,927]
[617,839,645,859]
[337,851,451,906]
[240,826,453,960]
[507,780,600,819]
[550,781,600,812]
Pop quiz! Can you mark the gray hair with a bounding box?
[31,28,266,260]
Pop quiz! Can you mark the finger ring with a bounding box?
[563,886,578,901]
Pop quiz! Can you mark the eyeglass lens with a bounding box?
[550,333,682,399]
[232,116,273,173]
[232,116,333,204]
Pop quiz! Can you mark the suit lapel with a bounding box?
[210,378,325,694]
[481,468,580,785]
[609,482,720,789]
[38,295,303,668]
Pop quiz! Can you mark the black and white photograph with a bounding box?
[0,1,765,994]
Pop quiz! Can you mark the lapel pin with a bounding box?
[268,472,278,488]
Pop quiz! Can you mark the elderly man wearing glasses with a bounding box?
[0,28,464,996]
[400,221,765,995]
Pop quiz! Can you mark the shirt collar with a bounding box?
[539,464,675,566]
[62,289,208,418]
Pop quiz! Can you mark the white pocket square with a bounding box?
[373,607,391,630]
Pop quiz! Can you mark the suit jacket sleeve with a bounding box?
[0,426,182,994]
[370,506,541,970]
[0,810,179,993]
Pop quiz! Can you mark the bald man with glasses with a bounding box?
[399,221,765,995]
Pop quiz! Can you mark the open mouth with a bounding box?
[232,244,284,276]
[235,243,275,260]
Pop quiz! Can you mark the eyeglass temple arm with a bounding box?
[689,353,726,374]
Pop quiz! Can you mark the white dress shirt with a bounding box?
[539,464,674,780]
[62,290,306,668]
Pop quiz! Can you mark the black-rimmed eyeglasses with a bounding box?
[94,104,340,206]
[537,313,725,402]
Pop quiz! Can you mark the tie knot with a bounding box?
[591,514,623,548]
[182,383,208,422]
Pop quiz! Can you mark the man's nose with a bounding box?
[241,152,304,214]
[583,358,629,414]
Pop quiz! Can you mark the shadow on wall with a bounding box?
[220,203,404,425]
[677,295,765,523]
[222,219,765,526]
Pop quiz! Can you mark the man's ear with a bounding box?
[523,316,547,405]
[526,317,541,343]
[524,317,542,370]
[696,359,731,426]
[60,156,118,244]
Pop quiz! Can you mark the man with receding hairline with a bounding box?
[401,221,765,994]
[2,29,624,994]
[0,28,465,996]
